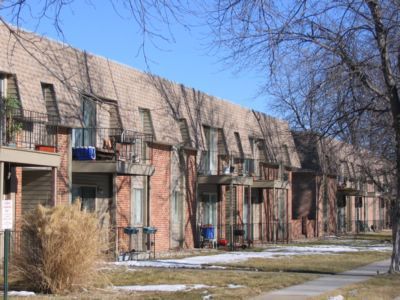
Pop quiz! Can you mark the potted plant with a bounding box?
[2,96,22,146]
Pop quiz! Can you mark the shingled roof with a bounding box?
[0,24,300,168]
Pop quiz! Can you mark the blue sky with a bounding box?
[2,1,276,115]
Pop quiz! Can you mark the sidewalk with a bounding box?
[251,259,390,300]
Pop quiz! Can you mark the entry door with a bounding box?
[131,188,146,251]
[276,189,287,241]
[202,193,217,237]
[71,185,96,212]
[171,191,183,249]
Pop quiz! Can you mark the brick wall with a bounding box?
[115,175,131,252]
[150,144,171,252]
[116,175,131,228]
[184,150,197,249]
[57,127,70,205]
[15,167,22,231]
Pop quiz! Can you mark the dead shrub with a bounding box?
[12,202,108,294]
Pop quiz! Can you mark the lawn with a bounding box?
[4,232,394,299]
[313,273,400,300]
[221,251,391,274]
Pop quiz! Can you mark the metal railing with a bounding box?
[336,219,388,234]
[198,221,291,249]
[72,128,153,163]
[0,106,58,151]
[198,152,286,180]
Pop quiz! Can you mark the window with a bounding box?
[0,74,6,98]
[234,132,243,156]
[139,108,154,135]
[41,83,59,123]
[243,159,254,175]
[203,126,218,175]
[0,73,19,100]
[178,118,191,146]
[355,196,363,208]
[282,144,291,166]
[337,195,346,208]
[73,96,96,147]
[201,193,217,226]
[133,188,144,224]
[249,138,255,156]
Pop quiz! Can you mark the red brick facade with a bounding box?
[184,150,197,249]
[57,127,70,205]
[116,175,131,228]
[150,144,171,252]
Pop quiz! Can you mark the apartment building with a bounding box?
[0,24,303,256]
[291,132,391,239]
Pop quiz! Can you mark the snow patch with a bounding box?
[328,295,344,300]
[7,291,35,297]
[114,284,213,292]
[227,284,244,289]
[113,244,391,269]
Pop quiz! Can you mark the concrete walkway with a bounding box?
[251,259,390,300]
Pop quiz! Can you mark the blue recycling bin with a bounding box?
[73,146,96,160]
[201,225,214,239]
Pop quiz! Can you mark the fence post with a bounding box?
[3,229,10,300]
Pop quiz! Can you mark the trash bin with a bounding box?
[143,226,157,259]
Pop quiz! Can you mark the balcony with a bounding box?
[197,152,253,185]
[0,106,60,167]
[252,159,289,189]
[197,152,289,188]
[71,128,154,176]
[337,176,365,195]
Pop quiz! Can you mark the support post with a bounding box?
[247,186,251,246]
[51,167,57,206]
[3,229,9,300]
[230,181,234,251]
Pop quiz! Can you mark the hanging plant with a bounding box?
[2,96,22,145]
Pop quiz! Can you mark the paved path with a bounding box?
[251,259,390,300]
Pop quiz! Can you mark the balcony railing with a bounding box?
[198,222,291,248]
[72,128,153,164]
[336,219,388,234]
[198,151,288,181]
[0,106,58,151]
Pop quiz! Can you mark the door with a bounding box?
[131,188,146,251]
[170,191,183,249]
[276,189,287,241]
[201,193,217,237]
[71,185,96,212]
[337,195,346,233]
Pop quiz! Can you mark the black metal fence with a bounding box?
[73,128,153,163]
[336,219,388,234]
[199,221,292,250]
[0,106,58,150]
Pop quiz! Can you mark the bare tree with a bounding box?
[0,0,190,65]
[207,0,400,271]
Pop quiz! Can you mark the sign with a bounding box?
[2,200,13,230]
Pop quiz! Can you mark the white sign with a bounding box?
[2,200,13,230]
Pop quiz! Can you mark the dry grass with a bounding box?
[313,273,400,300]
[221,251,391,274]
[11,203,108,294]
[9,268,315,300]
